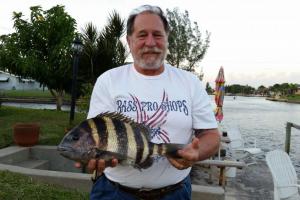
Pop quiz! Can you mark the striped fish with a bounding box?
[57,112,184,169]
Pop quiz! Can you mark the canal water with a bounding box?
[3,97,300,172]
[216,96,300,173]
[2,102,71,111]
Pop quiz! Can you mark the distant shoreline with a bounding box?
[266,97,300,104]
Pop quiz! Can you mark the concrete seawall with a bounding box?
[0,146,225,200]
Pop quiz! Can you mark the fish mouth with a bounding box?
[57,145,92,163]
[57,145,78,158]
[57,145,74,152]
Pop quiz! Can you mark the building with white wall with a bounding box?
[0,70,45,90]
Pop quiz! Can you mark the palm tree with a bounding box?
[76,11,128,112]
[79,11,128,85]
[81,23,98,83]
[95,11,128,78]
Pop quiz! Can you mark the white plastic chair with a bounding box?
[266,150,300,200]
[226,126,262,162]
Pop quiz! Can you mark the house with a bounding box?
[0,70,45,90]
[296,84,300,95]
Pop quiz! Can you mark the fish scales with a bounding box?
[103,116,119,154]
[88,119,100,147]
[124,122,138,161]
[110,117,129,157]
[90,117,108,150]
[57,112,184,169]
[132,124,144,164]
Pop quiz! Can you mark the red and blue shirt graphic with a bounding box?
[116,91,189,143]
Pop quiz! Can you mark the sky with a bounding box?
[1,0,300,88]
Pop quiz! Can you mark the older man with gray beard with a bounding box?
[76,5,220,200]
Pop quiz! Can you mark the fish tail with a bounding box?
[153,143,185,158]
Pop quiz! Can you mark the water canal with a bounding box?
[218,96,300,173]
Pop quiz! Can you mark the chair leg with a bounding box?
[273,186,279,200]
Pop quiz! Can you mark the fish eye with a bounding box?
[72,135,79,141]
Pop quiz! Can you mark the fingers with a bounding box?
[87,158,119,174]
[74,162,81,168]
[192,137,200,149]
[168,157,192,170]
[110,158,119,167]
[87,159,104,173]
[178,138,201,161]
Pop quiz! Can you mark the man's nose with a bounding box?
[145,35,156,46]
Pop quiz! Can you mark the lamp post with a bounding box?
[69,36,83,124]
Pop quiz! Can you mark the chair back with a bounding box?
[266,150,298,199]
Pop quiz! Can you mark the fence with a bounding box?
[285,122,300,154]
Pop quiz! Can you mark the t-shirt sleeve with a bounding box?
[191,76,218,129]
[87,72,115,119]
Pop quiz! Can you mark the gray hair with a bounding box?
[126,5,169,36]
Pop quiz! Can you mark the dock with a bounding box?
[191,159,274,200]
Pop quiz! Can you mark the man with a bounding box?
[78,5,220,200]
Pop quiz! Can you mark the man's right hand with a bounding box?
[75,158,118,174]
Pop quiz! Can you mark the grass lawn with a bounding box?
[287,94,300,101]
[0,170,89,200]
[0,92,90,198]
[0,106,86,148]
[0,89,71,100]
[0,106,88,198]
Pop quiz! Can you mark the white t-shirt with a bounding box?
[87,63,217,189]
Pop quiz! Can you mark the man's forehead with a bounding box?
[132,13,165,33]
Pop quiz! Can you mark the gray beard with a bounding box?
[133,53,166,70]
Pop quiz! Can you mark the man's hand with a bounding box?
[75,158,118,174]
[168,138,201,170]
[168,129,220,170]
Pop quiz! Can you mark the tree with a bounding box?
[79,11,128,85]
[257,85,268,96]
[76,11,128,113]
[0,34,19,73]
[289,83,298,95]
[225,84,255,95]
[269,84,281,94]
[81,22,98,83]
[268,83,299,97]
[205,82,213,94]
[95,11,128,78]
[166,8,210,72]
[0,5,76,110]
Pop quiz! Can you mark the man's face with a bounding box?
[127,12,168,70]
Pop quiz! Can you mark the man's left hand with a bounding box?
[168,137,201,170]
[168,129,220,170]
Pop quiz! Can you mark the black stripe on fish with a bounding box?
[133,125,144,165]
[93,117,108,149]
[158,144,163,155]
[111,118,128,157]
[138,142,154,168]
[80,120,92,135]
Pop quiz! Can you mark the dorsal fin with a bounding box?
[97,111,134,123]
[96,112,151,138]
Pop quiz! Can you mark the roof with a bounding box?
[0,77,9,82]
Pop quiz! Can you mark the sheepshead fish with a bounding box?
[57,112,184,169]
